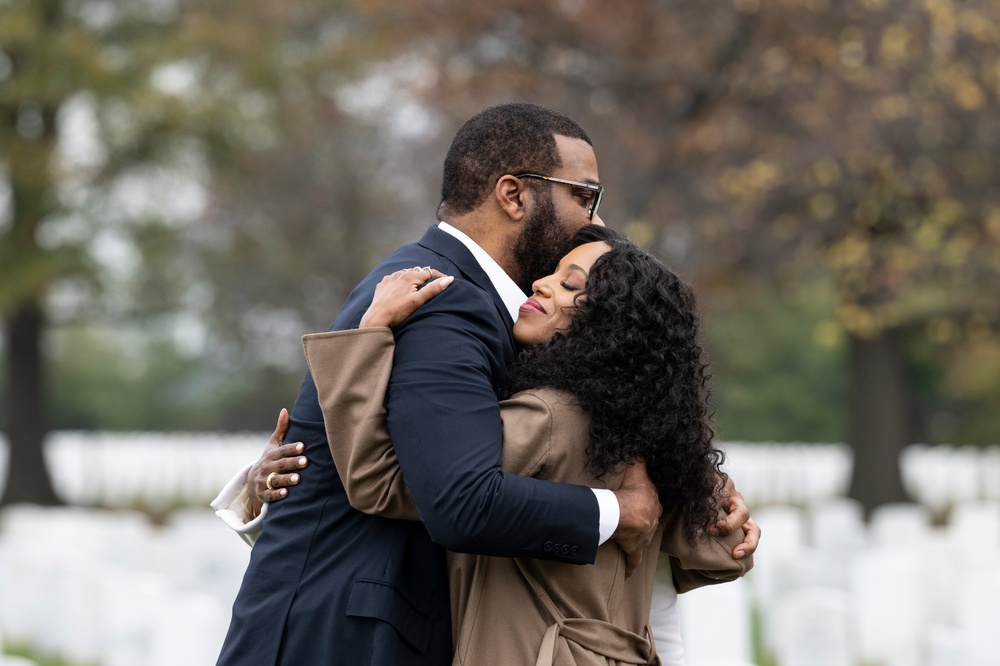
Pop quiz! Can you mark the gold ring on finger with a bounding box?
[266,471,279,490]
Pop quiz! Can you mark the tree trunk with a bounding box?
[846,328,909,514]
[2,300,60,505]
[1,74,61,505]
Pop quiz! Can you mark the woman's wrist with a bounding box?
[359,311,391,329]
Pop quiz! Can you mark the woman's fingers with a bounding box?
[733,517,760,559]
[361,267,454,328]
[249,410,308,507]
[409,275,454,306]
[259,467,302,502]
[268,442,308,471]
[268,408,290,448]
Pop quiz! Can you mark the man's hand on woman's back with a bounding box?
[612,463,663,578]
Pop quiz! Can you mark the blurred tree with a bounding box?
[348,0,1000,511]
[0,0,378,504]
[132,6,446,431]
[705,277,845,444]
[6,0,997,515]
[703,0,1000,509]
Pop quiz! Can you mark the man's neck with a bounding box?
[441,215,517,280]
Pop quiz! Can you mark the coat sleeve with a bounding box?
[303,328,420,521]
[659,505,754,593]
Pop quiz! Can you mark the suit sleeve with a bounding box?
[383,280,599,563]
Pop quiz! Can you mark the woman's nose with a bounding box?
[532,278,551,297]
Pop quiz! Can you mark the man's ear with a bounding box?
[495,175,527,222]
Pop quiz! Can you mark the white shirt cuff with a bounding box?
[211,460,267,547]
[592,488,620,545]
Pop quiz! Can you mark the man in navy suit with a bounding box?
[214,103,758,665]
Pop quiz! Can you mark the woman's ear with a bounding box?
[495,175,527,222]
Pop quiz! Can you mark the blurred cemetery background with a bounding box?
[2,1,1000,664]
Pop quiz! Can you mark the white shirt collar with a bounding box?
[437,221,526,322]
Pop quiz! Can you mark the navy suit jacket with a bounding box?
[217,226,601,665]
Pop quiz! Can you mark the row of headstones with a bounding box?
[720,442,1000,510]
[1,434,997,514]
[719,442,854,507]
[899,444,1000,512]
[0,505,249,666]
[3,499,1000,665]
[673,498,1000,666]
[10,434,853,507]
[676,573,994,666]
[3,431,266,507]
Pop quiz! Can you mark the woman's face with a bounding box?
[513,241,610,346]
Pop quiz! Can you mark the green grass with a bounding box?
[4,643,100,666]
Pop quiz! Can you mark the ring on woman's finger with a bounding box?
[266,471,279,490]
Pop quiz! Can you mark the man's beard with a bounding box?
[511,192,575,294]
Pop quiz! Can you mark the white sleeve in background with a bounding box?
[650,554,685,666]
[210,461,268,547]
[592,488,620,545]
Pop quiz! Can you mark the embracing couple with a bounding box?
[212,103,760,665]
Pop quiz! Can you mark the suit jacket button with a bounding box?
[544,541,553,551]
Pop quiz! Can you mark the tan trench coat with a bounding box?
[303,329,752,666]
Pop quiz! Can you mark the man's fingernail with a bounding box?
[290,474,299,483]
[295,443,304,452]
[735,550,745,558]
[279,489,287,496]
[298,457,307,466]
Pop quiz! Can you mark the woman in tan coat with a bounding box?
[303,225,751,665]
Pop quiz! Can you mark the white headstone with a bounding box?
[869,502,931,550]
[956,567,1000,666]
[678,578,752,665]
[809,498,866,591]
[851,546,923,666]
[772,586,852,666]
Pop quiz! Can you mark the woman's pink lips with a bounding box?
[519,298,545,315]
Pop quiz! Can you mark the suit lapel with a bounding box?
[417,226,517,333]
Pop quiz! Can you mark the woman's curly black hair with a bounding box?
[503,225,726,539]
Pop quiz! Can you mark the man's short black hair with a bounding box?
[438,103,592,217]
